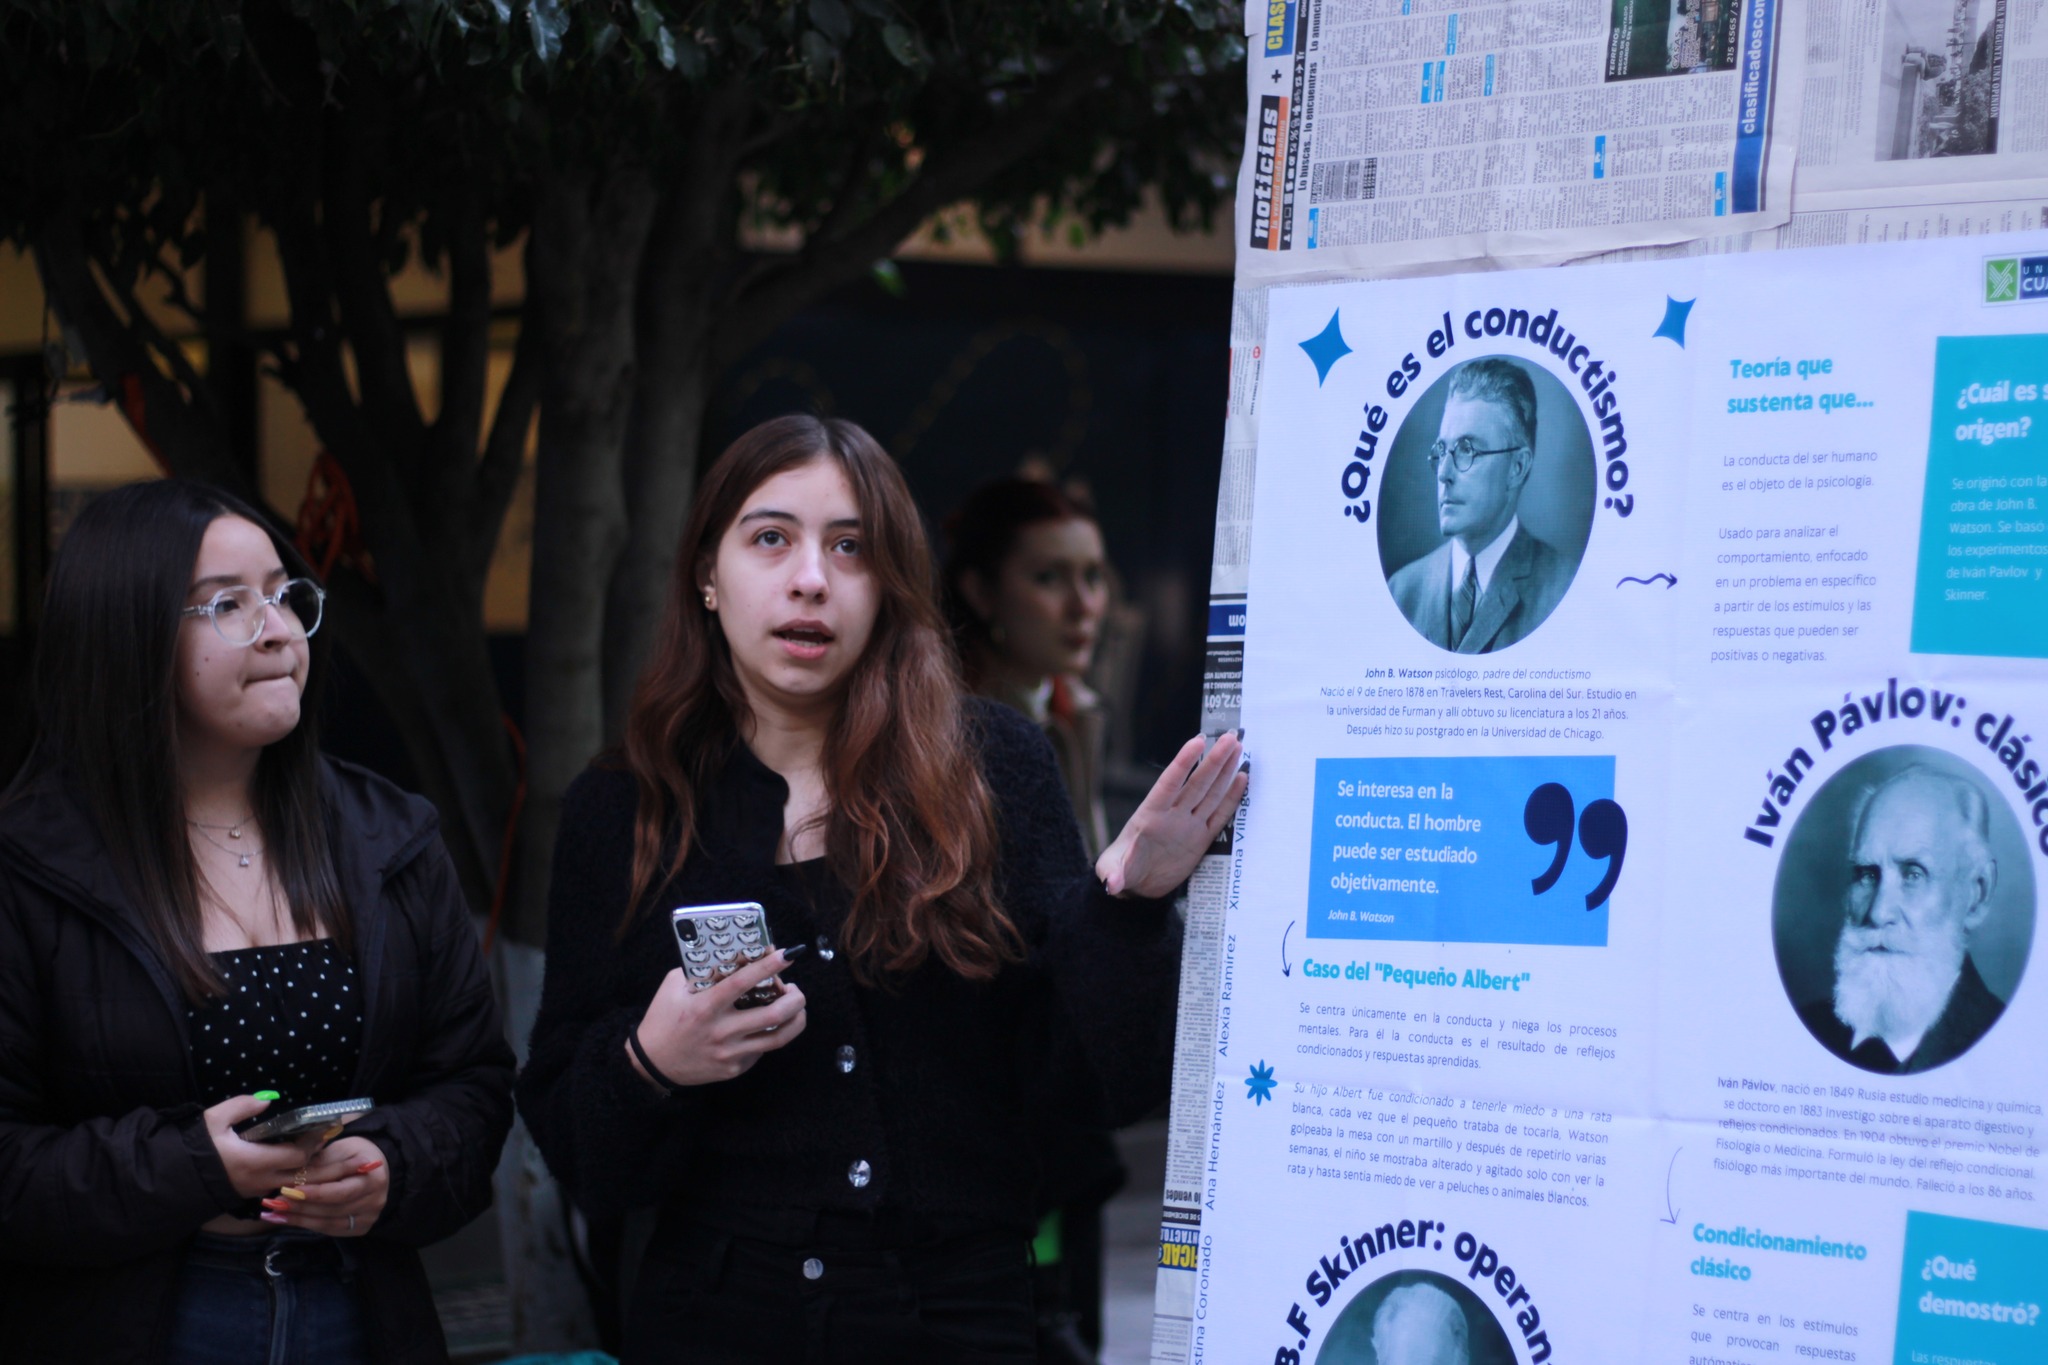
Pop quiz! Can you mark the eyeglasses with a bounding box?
[181,579,326,646]
[1427,437,1526,473]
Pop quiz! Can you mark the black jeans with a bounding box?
[163,1231,368,1365]
[625,1221,1035,1364]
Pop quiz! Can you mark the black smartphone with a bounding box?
[236,1098,374,1143]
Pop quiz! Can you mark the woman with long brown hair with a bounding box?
[517,416,1244,1363]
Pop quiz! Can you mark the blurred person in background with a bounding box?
[0,481,514,1365]
[945,477,1121,1364]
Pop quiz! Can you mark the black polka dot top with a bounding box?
[186,940,364,1110]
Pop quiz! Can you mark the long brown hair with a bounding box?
[622,416,1017,981]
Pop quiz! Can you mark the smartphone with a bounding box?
[236,1098,374,1143]
[671,902,782,1009]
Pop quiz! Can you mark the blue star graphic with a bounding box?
[1298,309,1352,386]
[1653,296,1696,347]
[1245,1060,1277,1105]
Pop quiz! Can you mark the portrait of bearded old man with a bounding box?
[1385,357,1575,654]
[1797,765,2008,1074]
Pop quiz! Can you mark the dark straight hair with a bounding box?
[11,479,346,1001]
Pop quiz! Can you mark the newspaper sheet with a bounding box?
[1793,0,2048,210]
[1234,0,1804,280]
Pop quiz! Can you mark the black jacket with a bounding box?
[516,699,1181,1239]
[0,758,515,1364]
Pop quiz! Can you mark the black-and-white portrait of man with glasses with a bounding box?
[1384,357,1581,653]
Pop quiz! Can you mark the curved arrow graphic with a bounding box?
[1660,1147,1682,1224]
[1617,572,1678,588]
[1282,920,1295,977]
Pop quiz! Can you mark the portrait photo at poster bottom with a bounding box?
[1315,1269,1518,1365]
[1378,355,1595,656]
[1772,745,2036,1076]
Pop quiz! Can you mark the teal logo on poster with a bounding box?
[1894,1211,2048,1363]
[1305,756,1619,945]
[1910,335,2048,661]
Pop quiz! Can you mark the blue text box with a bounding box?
[1305,756,1615,946]
[1911,334,2048,660]
[1895,1211,2048,1364]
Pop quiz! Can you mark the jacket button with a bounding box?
[847,1159,872,1189]
[836,1045,856,1074]
[802,1257,824,1280]
[815,934,835,961]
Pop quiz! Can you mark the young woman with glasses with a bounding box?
[0,480,514,1365]
[518,416,1245,1363]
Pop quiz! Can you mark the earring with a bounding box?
[702,590,716,610]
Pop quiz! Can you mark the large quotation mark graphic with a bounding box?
[1522,782,1629,910]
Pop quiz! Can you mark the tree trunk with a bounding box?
[600,183,724,740]
[511,166,657,948]
[326,564,516,914]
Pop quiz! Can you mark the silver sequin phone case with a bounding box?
[670,902,782,1008]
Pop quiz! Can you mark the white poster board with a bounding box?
[1161,228,2048,1364]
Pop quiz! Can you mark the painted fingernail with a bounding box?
[780,943,808,963]
[278,1186,307,1202]
[260,1212,288,1224]
[355,1161,383,1175]
[262,1198,292,1212]
[253,1090,280,1103]
[1235,728,1245,740]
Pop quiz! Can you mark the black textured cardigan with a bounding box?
[515,698,1182,1240]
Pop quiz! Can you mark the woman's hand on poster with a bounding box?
[259,1135,389,1237]
[204,1094,321,1199]
[630,948,808,1089]
[1096,731,1248,900]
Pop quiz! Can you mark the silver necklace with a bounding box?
[188,811,255,839]
[189,822,264,869]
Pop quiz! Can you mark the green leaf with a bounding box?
[592,20,620,59]
[487,0,511,24]
[799,29,837,81]
[881,22,920,66]
[672,34,707,81]
[654,25,677,68]
[526,0,567,66]
[630,0,662,42]
[870,258,905,297]
[809,0,852,44]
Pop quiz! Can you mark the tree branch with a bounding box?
[319,102,426,453]
[104,254,217,415]
[437,192,492,483]
[468,304,539,584]
[717,60,1107,366]
[33,219,244,493]
[267,184,421,556]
